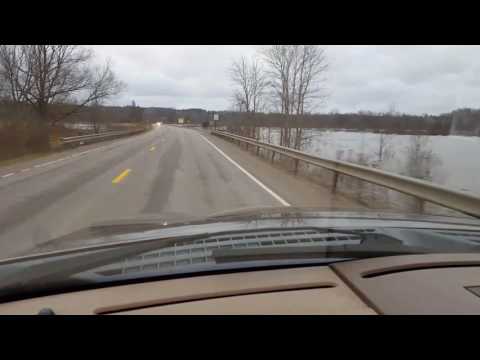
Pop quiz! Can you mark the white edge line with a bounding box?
[1,132,144,180]
[34,158,63,168]
[200,134,291,207]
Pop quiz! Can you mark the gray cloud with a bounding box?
[325,45,480,114]
[91,45,480,114]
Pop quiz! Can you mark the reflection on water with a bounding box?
[259,128,480,216]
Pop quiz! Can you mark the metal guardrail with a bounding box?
[212,130,480,218]
[60,129,144,145]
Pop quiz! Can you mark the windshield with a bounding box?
[1,45,480,296]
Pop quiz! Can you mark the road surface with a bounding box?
[0,125,362,259]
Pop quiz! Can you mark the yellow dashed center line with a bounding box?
[150,146,156,151]
[112,169,131,184]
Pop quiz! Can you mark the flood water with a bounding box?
[258,128,480,216]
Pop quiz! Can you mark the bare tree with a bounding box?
[230,90,246,112]
[229,55,269,139]
[0,74,6,100]
[230,56,268,113]
[262,45,328,149]
[89,100,103,134]
[230,56,251,112]
[249,58,268,113]
[262,45,293,116]
[0,45,125,126]
[261,46,294,146]
[375,103,397,163]
[293,45,328,114]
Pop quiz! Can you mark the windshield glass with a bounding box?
[1,45,480,296]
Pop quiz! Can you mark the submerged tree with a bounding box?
[262,45,328,149]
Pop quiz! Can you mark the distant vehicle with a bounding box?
[1,207,480,315]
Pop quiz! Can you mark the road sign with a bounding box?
[178,118,184,124]
[213,113,219,121]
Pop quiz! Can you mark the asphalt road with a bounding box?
[0,125,362,259]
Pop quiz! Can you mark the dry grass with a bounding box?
[0,121,81,161]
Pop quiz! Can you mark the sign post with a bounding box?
[213,113,219,130]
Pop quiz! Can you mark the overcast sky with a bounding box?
[91,45,480,115]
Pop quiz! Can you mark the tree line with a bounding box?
[217,108,480,137]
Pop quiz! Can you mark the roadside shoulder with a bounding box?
[199,130,365,210]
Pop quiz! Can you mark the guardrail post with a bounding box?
[420,200,425,213]
[332,171,339,193]
[271,151,275,163]
[256,146,260,156]
[294,159,299,175]
[415,198,426,213]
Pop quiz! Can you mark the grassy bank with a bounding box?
[0,121,90,162]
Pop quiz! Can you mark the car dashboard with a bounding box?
[1,253,480,314]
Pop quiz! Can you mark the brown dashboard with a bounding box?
[1,254,480,314]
